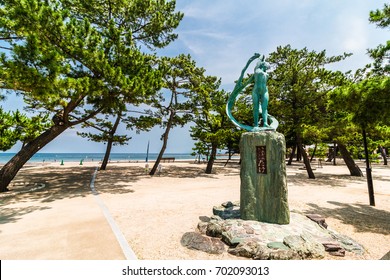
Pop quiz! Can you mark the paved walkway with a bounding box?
[0,166,131,260]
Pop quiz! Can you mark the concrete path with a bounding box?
[0,166,128,260]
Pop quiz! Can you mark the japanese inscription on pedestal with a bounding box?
[256,146,267,174]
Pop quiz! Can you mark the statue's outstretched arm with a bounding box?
[237,53,261,86]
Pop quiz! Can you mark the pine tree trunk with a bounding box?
[100,113,121,170]
[0,125,68,192]
[337,142,363,177]
[363,129,375,206]
[287,145,296,165]
[205,143,217,174]
[150,111,174,175]
[296,144,302,161]
[100,138,114,170]
[310,143,317,162]
[297,136,315,179]
[379,147,388,165]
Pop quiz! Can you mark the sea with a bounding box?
[0,153,196,164]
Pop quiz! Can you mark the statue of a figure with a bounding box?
[226,53,278,132]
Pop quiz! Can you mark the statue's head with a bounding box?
[255,55,269,71]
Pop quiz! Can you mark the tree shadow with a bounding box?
[159,165,219,179]
[0,205,51,225]
[371,165,390,182]
[93,163,240,194]
[287,172,366,188]
[0,167,92,224]
[1,166,94,205]
[94,166,142,193]
[304,201,390,235]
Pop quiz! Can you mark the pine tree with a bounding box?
[148,54,216,175]
[267,45,350,179]
[0,0,183,192]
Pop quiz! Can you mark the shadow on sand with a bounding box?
[304,201,390,235]
[1,162,388,231]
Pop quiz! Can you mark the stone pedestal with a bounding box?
[240,131,290,224]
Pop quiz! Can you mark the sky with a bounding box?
[2,0,389,154]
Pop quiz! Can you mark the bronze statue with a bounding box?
[226,53,278,131]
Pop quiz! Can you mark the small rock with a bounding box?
[222,201,234,208]
[253,244,300,260]
[328,249,346,257]
[283,234,325,259]
[181,232,225,254]
[323,242,342,252]
[306,214,328,228]
[228,240,261,258]
[328,230,365,255]
[213,205,240,219]
[210,215,223,221]
[206,223,223,238]
[267,242,290,250]
[199,216,211,222]
[197,221,209,234]
[222,231,255,246]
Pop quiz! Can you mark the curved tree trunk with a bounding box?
[100,113,122,170]
[337,142,363,177]
[206,143,217,174]
[150,110,174,176]
[100,138,114,170]
[0,125,68,192]
[297,136,315,179]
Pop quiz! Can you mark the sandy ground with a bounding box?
[0,159,389,260]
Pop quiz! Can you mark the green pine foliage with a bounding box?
[0,0,183,191]
[368,3,390,75]
[0,107,50,151]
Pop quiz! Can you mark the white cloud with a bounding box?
[336,13,368,53]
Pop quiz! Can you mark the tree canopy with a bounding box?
[0,0,183,191]
[148,54,218,175]
[368,3,390,74]
[266,45,350,178]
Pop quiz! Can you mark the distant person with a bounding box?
[157,164,162,175]
[145,163,149,174]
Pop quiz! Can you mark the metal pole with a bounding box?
[362,129,375,206]
[145,140,150,162]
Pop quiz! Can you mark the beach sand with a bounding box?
[0,159,389,260]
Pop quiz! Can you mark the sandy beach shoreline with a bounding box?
[0,159,389,260]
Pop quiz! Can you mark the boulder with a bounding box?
[213,201,240,219]
[327,230,365,255]
[206,222,223,238]
[283,233,325,259]
[228,240,261,258]
[229,242,300,260]
[254,246,300,260]
[197,221,209,234]
[181,232,225,255]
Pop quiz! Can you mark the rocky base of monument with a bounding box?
[181,201,365,260]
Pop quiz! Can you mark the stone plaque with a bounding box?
[256,146,267,174]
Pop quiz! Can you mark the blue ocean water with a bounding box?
[0,153,195,163]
